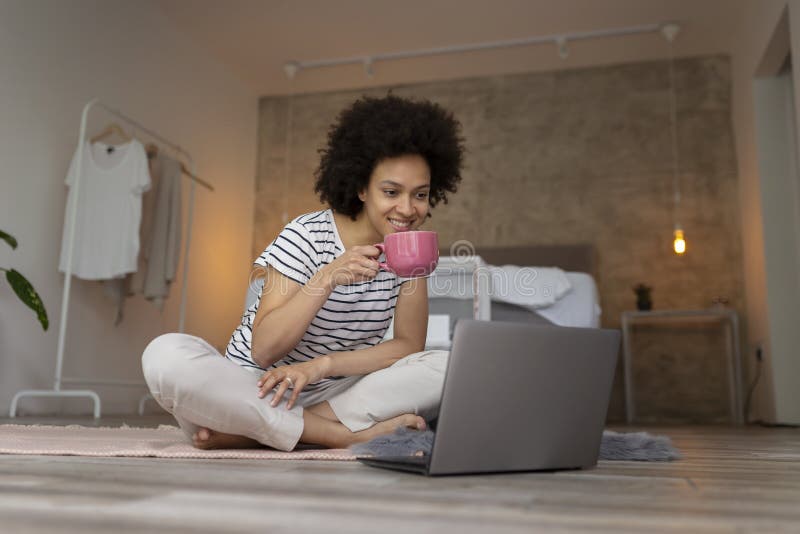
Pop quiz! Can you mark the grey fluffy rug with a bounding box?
[350,428,681,461]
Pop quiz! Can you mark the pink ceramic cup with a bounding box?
[374,231,439,278]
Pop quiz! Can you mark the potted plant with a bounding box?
[1,229,48,330]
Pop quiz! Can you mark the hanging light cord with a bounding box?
[668,41,681,226]
[282,86,295,224]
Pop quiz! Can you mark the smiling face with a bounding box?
[358,154,432,237]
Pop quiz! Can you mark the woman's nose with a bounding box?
[396,196,414,216]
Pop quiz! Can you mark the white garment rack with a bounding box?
[9,98,212,418]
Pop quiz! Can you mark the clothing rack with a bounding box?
[9,98,213,418]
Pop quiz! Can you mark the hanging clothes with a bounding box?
[131,151,183,308]
[107,151,183,324]
[58,140,151,280]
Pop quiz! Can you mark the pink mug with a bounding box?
[374,231,439,278]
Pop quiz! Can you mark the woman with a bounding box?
[142,94,464,451]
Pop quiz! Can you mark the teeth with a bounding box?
[389,219,411,227]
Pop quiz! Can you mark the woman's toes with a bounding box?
[191,427,215,449]
[398,414,426,431]
[406,415,425,430]
[192,429,262,450]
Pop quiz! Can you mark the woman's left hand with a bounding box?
[257,358,329,409]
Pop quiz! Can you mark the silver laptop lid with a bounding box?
[429,320,620,475]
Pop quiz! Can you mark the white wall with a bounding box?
[782,3,800,424]
[755,69,800,424]
[0,0,258,415]
[729,0,800,423]
[753,5,800,424]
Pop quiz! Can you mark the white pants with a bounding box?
[141,333,448,451]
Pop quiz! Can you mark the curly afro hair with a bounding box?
[314,94,465,220]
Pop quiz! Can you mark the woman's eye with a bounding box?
[384,190,397,197]
[416,192,429,200]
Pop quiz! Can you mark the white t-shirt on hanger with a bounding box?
[58,139,151,280]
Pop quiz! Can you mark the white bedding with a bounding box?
[427,257,601,329]
[526,271,601,328]
[487,265,573,308]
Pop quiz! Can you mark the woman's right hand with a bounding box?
[321,245,381,288]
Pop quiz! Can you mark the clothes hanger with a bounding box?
[145,141,214,191]
[145,142,159,160]
[89,122,132,145]
[178,163,214,191]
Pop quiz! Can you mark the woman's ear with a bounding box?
[358,189,366,203]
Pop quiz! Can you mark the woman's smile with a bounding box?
[388,217,414,232]
[360,154,431,238]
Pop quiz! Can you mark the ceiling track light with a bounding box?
[363,57,375,77]
[282,22,675,79]
[660,22,681,44]
[283,61,299,80]
[556,36,569,60]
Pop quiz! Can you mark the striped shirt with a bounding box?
[225,209,407,393]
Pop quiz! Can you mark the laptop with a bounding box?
[357,319,620,476]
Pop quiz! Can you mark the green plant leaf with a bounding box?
[0,230,18,250]
[5,269,48,330]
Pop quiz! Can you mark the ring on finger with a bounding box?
[284,376,294,387]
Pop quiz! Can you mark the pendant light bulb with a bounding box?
[673,227,686,255]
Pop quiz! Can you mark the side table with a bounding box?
[621,308,743,425]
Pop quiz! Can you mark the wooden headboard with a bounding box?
[443,244,597,278]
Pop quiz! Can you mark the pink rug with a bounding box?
[0,424,357,461]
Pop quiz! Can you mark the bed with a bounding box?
[469,244,601,329]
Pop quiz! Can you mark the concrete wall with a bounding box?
[254,55,743,421]
[0,0,257,415]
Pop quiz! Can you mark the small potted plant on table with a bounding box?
[633,283,653,311]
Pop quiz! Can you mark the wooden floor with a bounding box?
[0,417,798,533]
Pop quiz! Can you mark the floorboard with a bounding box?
[0,417,798,532]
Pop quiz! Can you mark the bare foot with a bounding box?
[191,427,261,450]
[348,414,427,446]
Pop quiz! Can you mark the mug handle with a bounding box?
[374,243,390,271]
